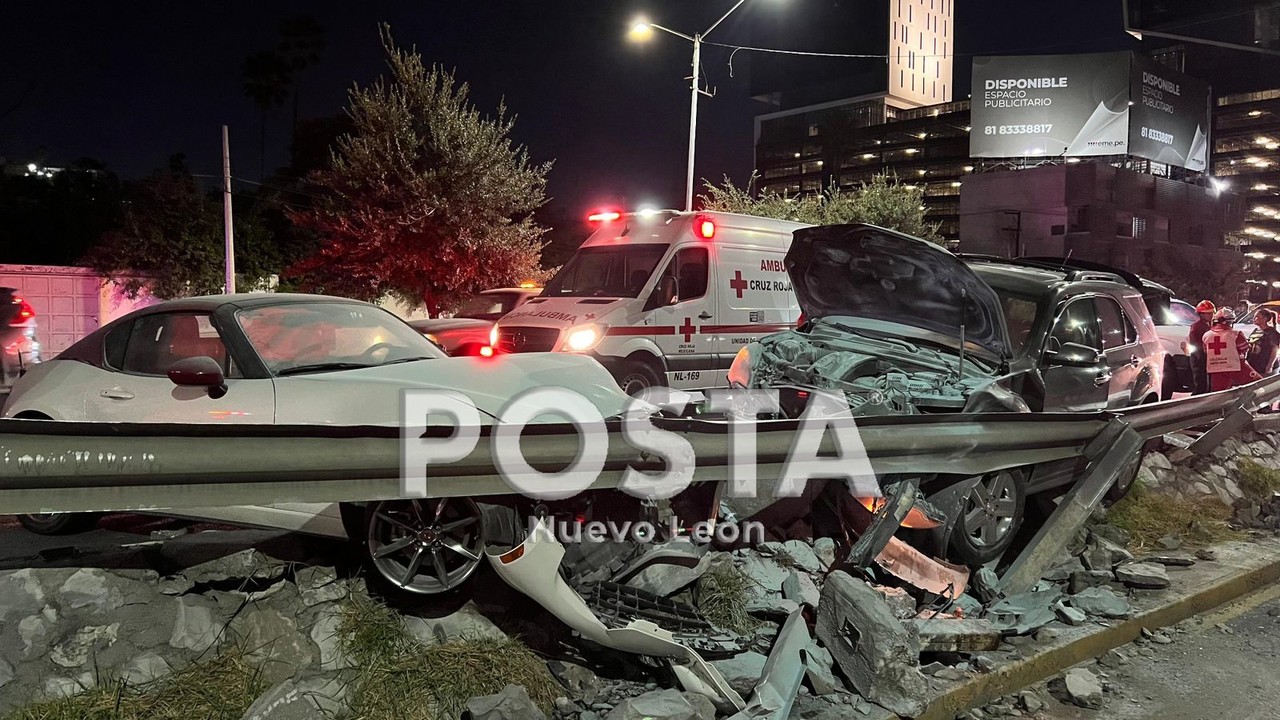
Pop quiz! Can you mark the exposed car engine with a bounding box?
[738,324,1027,416]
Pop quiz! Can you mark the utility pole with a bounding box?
[222,125,236,294]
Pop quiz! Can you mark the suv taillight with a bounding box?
[10,296,34,324]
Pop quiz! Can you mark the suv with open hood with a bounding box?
[727,224,1162,563]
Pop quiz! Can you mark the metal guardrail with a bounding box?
[2,374,1278,516]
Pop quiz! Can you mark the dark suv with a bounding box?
[727,225,1163,564]
[962,256,1164,413]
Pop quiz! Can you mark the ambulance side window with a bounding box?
[667,247,708,303]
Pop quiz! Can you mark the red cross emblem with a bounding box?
[678,317,696,343]
[729,270,748,299]
[1208,334,1228,355]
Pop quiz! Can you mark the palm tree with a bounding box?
[241,50,292,179]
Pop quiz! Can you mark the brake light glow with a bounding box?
[479,346,495,357]
[11,296,34,324]
[695,216,716,239]
[588,211,622,223]
[489,325,499,347]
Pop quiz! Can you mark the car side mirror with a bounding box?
[169,356,228,399]
[644,276,678,311]
[1044,342,1104,368]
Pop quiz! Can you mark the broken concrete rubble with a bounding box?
[782,570,821,608]
[605,689,716,720]
[1068,587,1132,618]
[466,684,548,720]
[1069,569,1117,594]
[1059,667,1104,708]
[1080,536,1133,572]
[908,618,1001,652]
[815,571,928,718]
[987,587,1063,636]
[1114,562,1171,589]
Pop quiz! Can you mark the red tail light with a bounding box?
[588,210,622,223]
[796,312,806,328]
[11,296,34,324]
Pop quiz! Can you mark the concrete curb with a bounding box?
[914,538,1280,720]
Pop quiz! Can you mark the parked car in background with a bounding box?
[2,293,637,597]
[727,225,1163,564]
[0,287,40,394]
[408,286,541,356]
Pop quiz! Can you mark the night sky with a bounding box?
[0,1,1135,219]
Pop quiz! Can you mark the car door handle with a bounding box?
[1093,372,1113,387]
[698,311,713,320]
[1130,355,1141,367]
[99,388,134,400]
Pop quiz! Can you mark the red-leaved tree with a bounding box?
[288,26,550,315]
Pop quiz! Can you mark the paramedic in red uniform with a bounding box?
[1203,309,1262,392]
[1188,300,1215,394]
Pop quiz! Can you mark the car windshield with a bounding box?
[542,244,669,298]
[456,291,525,320]
[236,302,444,375]
[992,288,1042,357]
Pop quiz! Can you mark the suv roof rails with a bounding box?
[1018,256,1173,296]
[958,254,1170,294]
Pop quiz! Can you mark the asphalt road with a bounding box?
[1042,584,1280,720]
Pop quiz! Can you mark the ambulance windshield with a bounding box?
[542,243,670,298]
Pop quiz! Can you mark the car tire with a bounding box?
[17,512,100,535]
[11,412,101,536]
[616,359,663,396]
[948,469,1026,566]
[361,498,486,599]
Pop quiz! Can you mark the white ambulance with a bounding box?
[492,210,810,392]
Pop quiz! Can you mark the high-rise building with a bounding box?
[751,0,963,239]
[1130,0,1280,297]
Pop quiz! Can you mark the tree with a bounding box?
[1139,247,1249,308]
[699,172,943,244]
[83,159,279,299]
[242,50,293,179]
[287,26,550,316]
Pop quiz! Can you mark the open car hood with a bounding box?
[786,224,1010,360]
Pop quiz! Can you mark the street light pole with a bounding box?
[685,36,701,212]
[635,0,751,212]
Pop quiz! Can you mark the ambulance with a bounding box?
[492,210,811,392]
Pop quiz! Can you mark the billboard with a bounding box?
[970,52,1210,171]
[1128,54,1210,171]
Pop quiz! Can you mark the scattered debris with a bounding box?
[1058,668,1104,708]
[1115,562,1171,589]
[909,618,1001,652]
[606,689,716,720]
[1068,587,1132,618]
[467,684,549,720]
[816,572,928,718]
[987,587,1062,636]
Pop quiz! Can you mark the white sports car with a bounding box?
[1,293,635,595]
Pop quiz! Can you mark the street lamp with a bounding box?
[630,1,755,212]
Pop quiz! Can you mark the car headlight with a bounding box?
[489,325,499,347]
[728,345,753,388]
[562,323,606,353]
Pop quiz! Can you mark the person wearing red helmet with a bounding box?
[1188,299,1216,394]
[1203,308,1262,392]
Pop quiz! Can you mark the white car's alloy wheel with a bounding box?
[366,498,485,595]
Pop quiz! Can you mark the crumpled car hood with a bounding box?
[786,224,1010,361]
